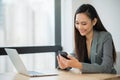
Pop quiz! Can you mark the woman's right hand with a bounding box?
[57,54,68,69]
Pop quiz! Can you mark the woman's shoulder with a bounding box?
[95,30,111,37]
[100,30,110,34]
[94,30,112,41]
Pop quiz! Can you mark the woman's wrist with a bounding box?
[75,62,82,70]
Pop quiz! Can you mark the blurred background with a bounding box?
[0,0,120,74]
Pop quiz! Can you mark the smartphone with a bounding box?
[59,51,70,60]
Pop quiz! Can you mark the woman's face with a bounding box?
[75,13,96,36]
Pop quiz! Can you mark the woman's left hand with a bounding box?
[59,54,82,69]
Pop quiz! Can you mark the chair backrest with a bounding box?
[114,52,120,74]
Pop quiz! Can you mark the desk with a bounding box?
[0,69,119,80]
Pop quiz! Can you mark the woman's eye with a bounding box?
[75,22,79,25]
[81,22,86,25]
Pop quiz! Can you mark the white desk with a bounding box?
[0,69,119,80]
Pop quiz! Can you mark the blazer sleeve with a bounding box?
[81,33,114,73]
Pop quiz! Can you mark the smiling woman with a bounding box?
[75,13,97,37]
[58,4,117,74]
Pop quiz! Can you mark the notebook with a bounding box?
[5,48,58,77]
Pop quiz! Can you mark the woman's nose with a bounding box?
[77,25,83,30]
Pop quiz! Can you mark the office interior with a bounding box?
[0,0,120,74]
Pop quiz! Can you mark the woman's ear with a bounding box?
[93,18,97,26]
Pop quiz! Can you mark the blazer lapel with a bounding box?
[90,30,99,63]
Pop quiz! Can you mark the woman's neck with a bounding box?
[86,30,94,60]
[86,30,94,42]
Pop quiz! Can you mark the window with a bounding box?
[2,0,55,46]
[0,0,59,72]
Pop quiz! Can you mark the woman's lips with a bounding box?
[80,30,86,33]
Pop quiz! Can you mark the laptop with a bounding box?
[5,48,58,77]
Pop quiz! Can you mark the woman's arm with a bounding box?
[82,34,115,73]
[57,33,116,73]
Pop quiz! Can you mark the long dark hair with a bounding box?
[74,4,116,63]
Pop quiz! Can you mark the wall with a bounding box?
[61,0,73,53]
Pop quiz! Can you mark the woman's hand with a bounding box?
[57,54,68,69]
[57,54,82,69]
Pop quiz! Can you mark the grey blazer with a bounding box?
[81,30,116,74]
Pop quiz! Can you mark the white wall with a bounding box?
[61,0,73,53]
[91,0,120,52]
[62,0,120,52]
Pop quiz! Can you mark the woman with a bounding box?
[57,4,116,74]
